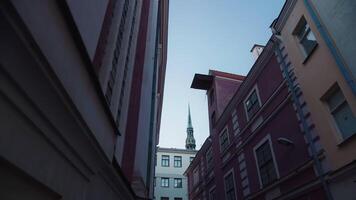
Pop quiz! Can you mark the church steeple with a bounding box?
[186,104,196,150]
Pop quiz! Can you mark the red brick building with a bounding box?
[185,39,327,200]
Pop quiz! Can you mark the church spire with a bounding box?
[186,104,196,150]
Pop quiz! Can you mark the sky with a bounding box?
[158,0,285,149]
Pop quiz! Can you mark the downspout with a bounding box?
[273,38,334,200]
[304,0,356,96]
[146,0,161,196]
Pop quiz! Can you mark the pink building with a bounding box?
[185,39,327,200]
[0,0,168,199]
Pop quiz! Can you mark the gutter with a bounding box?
[273,37,334,200]
[303,0,356,96]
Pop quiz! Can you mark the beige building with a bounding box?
[272,0,356,199]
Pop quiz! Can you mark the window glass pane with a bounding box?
[333,103,356,139]
[301,30,317,55]
[256,141,277,187]
[327,89,345,111]
[161,155,169,167]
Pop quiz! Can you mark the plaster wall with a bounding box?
[279,0,356,170]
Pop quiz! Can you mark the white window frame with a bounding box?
[219,126,230,153]
[244,85,262,121]
[161,155,170,167]
[223,168,237,200]
[174,178,183,188]
[174,156,182,168]
[161,177,169,188]
[253,134,280,188]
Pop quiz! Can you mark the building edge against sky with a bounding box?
[0,0,168,199]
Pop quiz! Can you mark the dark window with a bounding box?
[256,141,277,187]
[161,197,169,200]
[209,187,216,200]
[174,198,183,200]
[224,172,236,200]
[161,155,169,167]
[219,129,229,153]
[174,156,182,168]
[206,147,213,170]
[161,178,169,187]
[293,17,317,57]
[211,111,216,126]
[245,90,260,119]
[193,166,200,186]
[209,89,215,105]
[326,87,356,139]
[174,178,182,188]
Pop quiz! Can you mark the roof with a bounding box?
[190,73,214,90]
[250,44,265,52]
[157,147,198,154]
[191,70,245,90]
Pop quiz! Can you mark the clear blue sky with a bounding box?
[159,0,285,149]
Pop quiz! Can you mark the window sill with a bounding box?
[337,132,356,147]
[302,44,318,64]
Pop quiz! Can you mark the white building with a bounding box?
[154,106,197,200]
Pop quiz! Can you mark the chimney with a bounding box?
[250,44,264,60]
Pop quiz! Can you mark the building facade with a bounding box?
[155,106,198,200]
[186,39,328,199]
[271,0,356,199]
[0,0,168,199]
[155,148,197,200]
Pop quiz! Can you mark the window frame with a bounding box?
[219,126,230,153]
[161,155,170,167]
[206,146,213,170]
[244,85,262,121]
[208,185,216,200]
[193,166,200,186]
[293,16,318,60]
[253,134,280,188]
[161,177,169,188]
[322,85,356,141]
[174,178,183,188]
[223,169,237,200]
[174,156,182,168]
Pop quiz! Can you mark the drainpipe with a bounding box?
[272,38,334,200]
[304,0,356,96]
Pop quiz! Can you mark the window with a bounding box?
[255,141,277,187]
[174,156,182,168]
[206,147,213,170]
[193,166,200,186]
[161,155,169,167]
[174,198,183,200]
[161,197,169,200]
[245,89,261,120]
[211,111,216,126]
[231,110,240,135]
[224,171,236,200]
[293,17,317,57]
[219,128,229,153]
[325,87,356,139]
[174,178,182,188]
[209,187,216,200]
[161,178,169,187]
[190,157,194,163]
[209,89,215,105]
